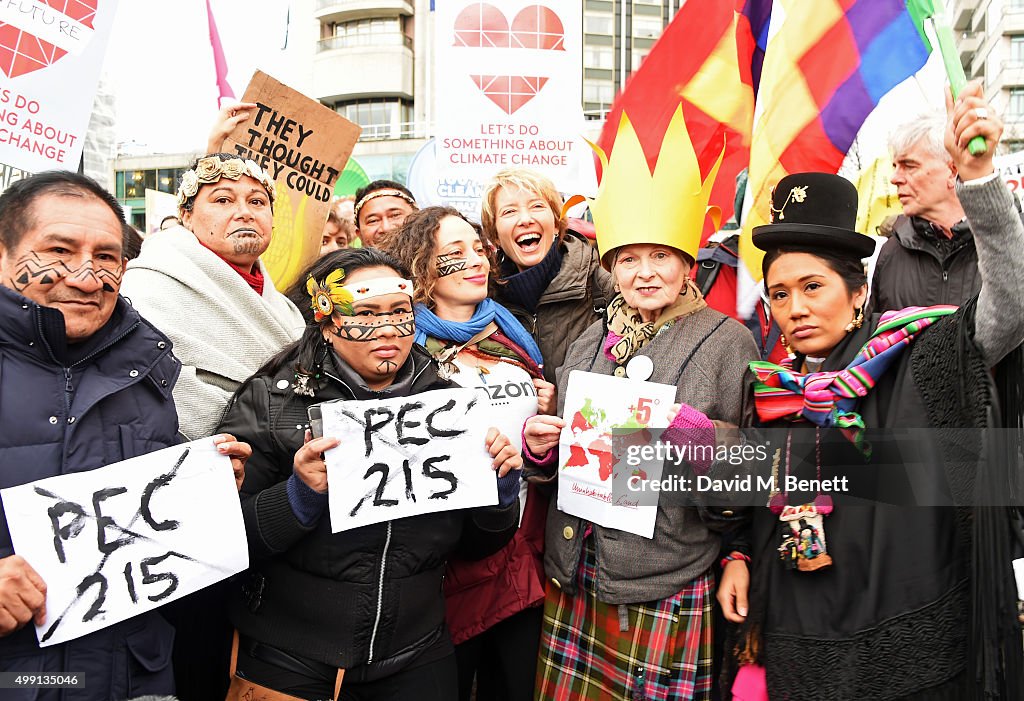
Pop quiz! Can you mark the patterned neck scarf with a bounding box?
[605,278,707,364]
[750,306,958,436]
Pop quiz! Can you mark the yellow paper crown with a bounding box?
[589,105,725,269]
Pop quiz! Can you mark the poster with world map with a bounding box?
[558,370,675,538]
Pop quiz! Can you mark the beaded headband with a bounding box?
[354,188,417,224]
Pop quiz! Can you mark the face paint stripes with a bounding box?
[330,311,416,342]
[10,253,123,293]
[436,253,468,278]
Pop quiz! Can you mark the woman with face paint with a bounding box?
[378,206,555,701]
[216,247,524,701]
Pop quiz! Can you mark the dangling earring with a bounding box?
[844,307,864,333]
[780,334,794,355]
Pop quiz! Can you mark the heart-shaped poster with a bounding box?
[454,3,564,50]
[0,0,98,79]
[454,3,564,112]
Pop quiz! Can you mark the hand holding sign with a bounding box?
[212,433,253,491]
[0,555,47,636]
[524,414,566,458]
[486,427,523,477]
[294,430,340,494]
[207,101,259,154]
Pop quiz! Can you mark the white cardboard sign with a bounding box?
[1,440,248,646]
[322,388,499,532]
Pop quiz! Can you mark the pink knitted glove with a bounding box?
[662,403,716,475]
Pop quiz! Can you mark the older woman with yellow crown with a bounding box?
[522,107,758,701]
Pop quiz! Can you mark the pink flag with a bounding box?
[206,0,235,106]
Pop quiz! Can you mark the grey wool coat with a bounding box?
[544,305,757,604]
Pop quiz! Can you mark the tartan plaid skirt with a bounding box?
[535,540,713,701]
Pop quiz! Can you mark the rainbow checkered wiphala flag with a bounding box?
[741,0,932,280]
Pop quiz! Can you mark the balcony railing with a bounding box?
[318,33,413,52]
[356,121,431,141]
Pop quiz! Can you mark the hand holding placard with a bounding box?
[0,555,46,637]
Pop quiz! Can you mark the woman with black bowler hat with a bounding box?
[720,81,1024,700]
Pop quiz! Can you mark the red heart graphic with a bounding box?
[454,4,564,112]
[454,4,564,50]
[471,75,549,115]
[0,0,98,78]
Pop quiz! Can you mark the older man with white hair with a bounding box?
[870,106,1021,312]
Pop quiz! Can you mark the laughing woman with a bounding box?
[379,207,555,701]
[481,168,614,383]
[217,247,523,701]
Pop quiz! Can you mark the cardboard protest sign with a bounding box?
[225,70,361,291]
[321,388,499,533]
[1,440,248,646]
[0,0,119,173]
[558,371,674,539]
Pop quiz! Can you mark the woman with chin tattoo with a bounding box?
[217,247,523,700]
[379,207,555,701]
[481,168,615,384]
[121,153,304,442]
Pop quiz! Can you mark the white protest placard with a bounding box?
[434,0,595,195]
[322,388,499,533]
[558,370,675,539]
[0,0,120,173]
[1,439,248,646]
[995,150,1024,205]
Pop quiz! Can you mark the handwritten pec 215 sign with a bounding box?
[321,388,499,533]
[1,440,248,646]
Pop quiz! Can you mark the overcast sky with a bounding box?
[102,1,299,154]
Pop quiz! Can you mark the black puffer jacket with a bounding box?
[0,286,181,700]
[217,345,518,672]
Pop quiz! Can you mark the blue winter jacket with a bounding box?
[0,284,182,700]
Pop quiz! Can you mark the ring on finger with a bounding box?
[976,107,989,120]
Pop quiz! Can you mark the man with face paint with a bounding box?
[0,172,189,698]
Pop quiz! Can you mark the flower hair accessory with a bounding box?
[177,155,277,208]
[306,269,356,321]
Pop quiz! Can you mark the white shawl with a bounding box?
[121,226,305,440]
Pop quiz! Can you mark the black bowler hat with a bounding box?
[752,172,875,259]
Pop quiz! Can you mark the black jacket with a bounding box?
[0,285,181,700]
[217,344,518,671]
[867,214,979,314]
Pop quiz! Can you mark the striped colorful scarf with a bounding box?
[750,306,958,435]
